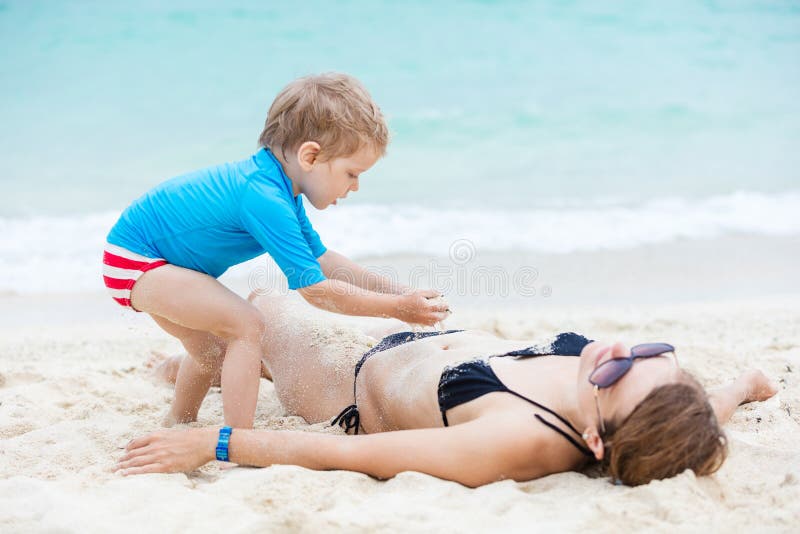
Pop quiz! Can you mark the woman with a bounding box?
[118,293,777,487]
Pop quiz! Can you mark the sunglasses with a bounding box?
[588,343,676,436]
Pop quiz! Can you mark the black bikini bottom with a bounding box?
[331,330,463,434]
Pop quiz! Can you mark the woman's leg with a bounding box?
[344,317,414,340]
[247,292,376,424]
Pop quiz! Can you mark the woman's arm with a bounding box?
[708,369,778,425]
[118,416,561,487]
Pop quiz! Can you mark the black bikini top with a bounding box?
[437,332,595,457]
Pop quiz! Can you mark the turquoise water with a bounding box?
[1,0,798,215]
[1,1,799,293]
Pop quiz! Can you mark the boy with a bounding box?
[103,73,448,429]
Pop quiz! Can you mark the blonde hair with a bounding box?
[258,73,389,161]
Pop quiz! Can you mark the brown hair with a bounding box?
[258,73,389,161]
[603,371,727,486]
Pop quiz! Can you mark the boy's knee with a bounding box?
[248,292,286,321]
[216,307,266,343]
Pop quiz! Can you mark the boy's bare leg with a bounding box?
[132,265,265,428]
[149,315,225,426]
[708,369,778,425]
[169,353,215,426]
[148,351,271,385]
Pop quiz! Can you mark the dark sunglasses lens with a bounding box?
[631,343,674,357]
[590,358,632,387]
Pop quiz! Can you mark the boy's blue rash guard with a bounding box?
[106,148,327,290]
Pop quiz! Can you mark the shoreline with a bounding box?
[1,233,797,332]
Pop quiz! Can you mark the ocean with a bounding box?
[1,0,798,293]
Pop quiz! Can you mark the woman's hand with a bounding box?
[739,369,779,404]
[117,428,218,476]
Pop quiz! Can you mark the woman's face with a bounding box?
[576,341,680,436]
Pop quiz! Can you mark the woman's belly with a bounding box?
[355,331,534,432]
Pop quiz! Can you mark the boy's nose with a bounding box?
[350,180,359,192]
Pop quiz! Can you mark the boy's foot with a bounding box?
[740,369,779,404]
[145,350,183,385]
[144,350,272,385]
[260,360,273,382]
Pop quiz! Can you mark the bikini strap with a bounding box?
[500,388,593,458]
[502,388,583,437]
[331,404,360,435]
[534,415,594,458]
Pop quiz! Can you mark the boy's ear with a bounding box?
[296,141,321,171]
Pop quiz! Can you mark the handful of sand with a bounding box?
[425,295,451,313]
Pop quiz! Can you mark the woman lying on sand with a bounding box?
[118,293,777,487]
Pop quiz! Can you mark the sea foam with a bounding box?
[1,191,797,294]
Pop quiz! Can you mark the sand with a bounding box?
[1,236,799,533]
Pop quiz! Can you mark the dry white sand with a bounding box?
[1,236,799,533]
[1,295,799,533]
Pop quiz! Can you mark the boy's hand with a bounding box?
[396,289,450,326]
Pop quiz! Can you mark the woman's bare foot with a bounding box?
[740,369,779,404]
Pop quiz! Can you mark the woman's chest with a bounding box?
[359,345,577,433]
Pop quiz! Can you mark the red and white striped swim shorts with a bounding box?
[102,243,168,310]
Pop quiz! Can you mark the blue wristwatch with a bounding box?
[216,426,233,462]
